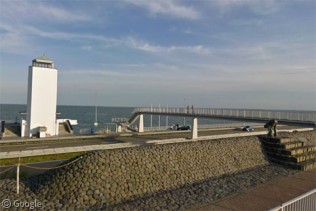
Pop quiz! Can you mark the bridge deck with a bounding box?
[129,107,316,126]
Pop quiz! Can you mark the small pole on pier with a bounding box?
[17,157,20,194]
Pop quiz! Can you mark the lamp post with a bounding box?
[166,104,169,128]
[150,104,153,130]
[158,104,161,130]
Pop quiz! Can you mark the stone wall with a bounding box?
[31,136,268,209]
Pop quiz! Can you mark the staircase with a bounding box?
[65,120,74,134]
[58,123,72,135]
[4,123,20,138]
[260,136,316,171]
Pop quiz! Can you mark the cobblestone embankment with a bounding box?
[1,130,314,210]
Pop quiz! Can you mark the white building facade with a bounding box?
[25,56,58,137]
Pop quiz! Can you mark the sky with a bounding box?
[0,0,315,110]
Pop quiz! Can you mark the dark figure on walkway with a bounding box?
[264,119,278,137]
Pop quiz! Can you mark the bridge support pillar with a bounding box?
[117,125,122,133]
[138,114,144,133]
[191,117,198,139]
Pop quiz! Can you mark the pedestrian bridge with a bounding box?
[131,107,315,125]
[113,107,316,139]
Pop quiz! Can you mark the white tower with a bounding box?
[26,56,58,137]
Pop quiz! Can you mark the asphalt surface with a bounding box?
[0,139,124,152]
[0,125,304,153]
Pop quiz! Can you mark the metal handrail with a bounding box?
[112,117,129,123]
[143,123,263,131]
[270,188,316,211]
[132,107,316,122]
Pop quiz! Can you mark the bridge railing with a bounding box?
[133,107,316,122]
[112,118,129,123]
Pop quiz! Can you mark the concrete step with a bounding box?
[268,157,316,171]
[261,140,305,150]
[263,145,316,156]
[259,135,292,144]
[294,152,316,163]
[266,151,316,163]
[289,146,316,156]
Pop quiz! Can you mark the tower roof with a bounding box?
[33,55,54,64]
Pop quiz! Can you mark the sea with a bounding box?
[0,104,241,133]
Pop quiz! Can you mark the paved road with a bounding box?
[0,139,124,153]
[0,126,304,153]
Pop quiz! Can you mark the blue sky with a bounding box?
[0,0,315,110]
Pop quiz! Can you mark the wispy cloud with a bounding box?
[0,1,90,23]
[0,22,211,55]
[61,70,133,77]
[0,32,31,54]
[123,37,211,55]
[81,46,93,51]
[214,39,313,62]
[124,0,200,20]
[212,0,284,14]
[60,69,160,78]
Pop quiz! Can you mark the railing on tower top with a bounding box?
[132,107,316,123]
